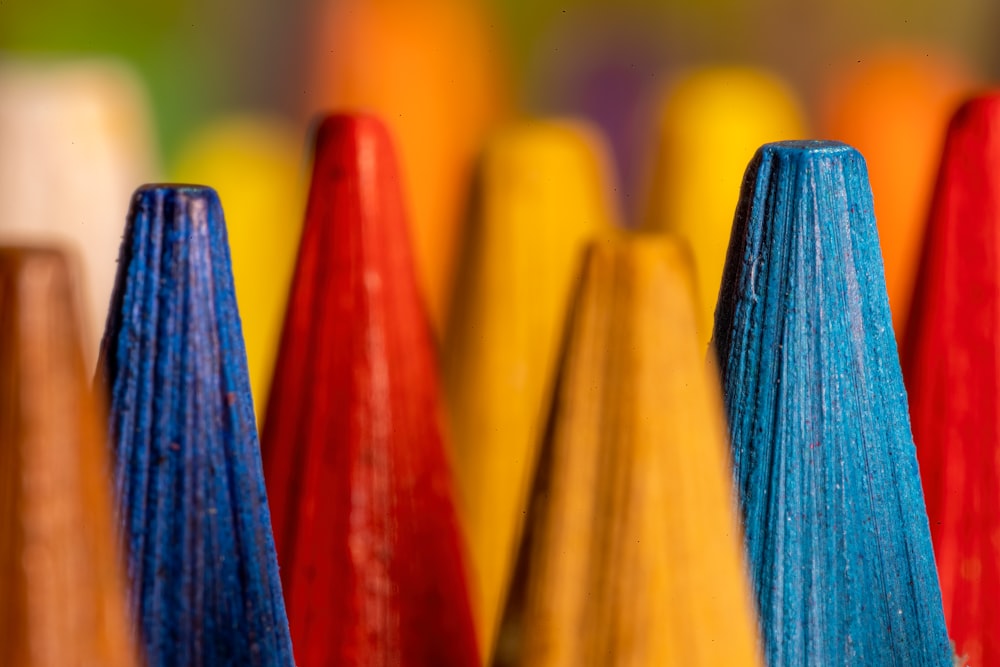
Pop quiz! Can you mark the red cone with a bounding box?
[904,93,1000,667]
[262,114,480,666]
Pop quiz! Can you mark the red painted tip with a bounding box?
[262,113,480,666]
[903,93,1000,667]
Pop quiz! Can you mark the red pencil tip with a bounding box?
[904,92,1000,667]
[262,113,480,666]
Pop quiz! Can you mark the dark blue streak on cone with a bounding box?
[712,142,950,666]
[98,185,294,667]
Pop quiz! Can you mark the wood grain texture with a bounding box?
[303,0,509,333]
[262,114,480,667]
[819,46,974,340]
[98,185,294,666]
[171,115,306,421]
[713,140,951,665]
[0,246,137,667]
[643,66,806,350]
[443,120,616,656]
[903,93,1000,667]
[496,236,761,667]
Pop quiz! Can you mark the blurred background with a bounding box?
[0,0,996,384]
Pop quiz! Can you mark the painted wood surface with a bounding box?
[903,93,1000,667]
[443,120,616,656]
[303,0,509,333]
[262,114,479,666]
[0,246,138,667]
[98,185,294,666]
[643,66,806,350]
[497,236,761,667]
[713,141,951,665]
[171,115,306,421]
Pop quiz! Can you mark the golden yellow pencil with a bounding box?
[443,119,618,659]
[643,66,806,349]
[497,236,761,667]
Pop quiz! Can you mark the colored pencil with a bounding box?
[262,114,479,666]
[496,236,761,667]
[443,119,617,656]
[903,93,1000,667]
[713,140,952,665]
[0,246,138,667]
[643,65,806,350]
[98,185,294,666]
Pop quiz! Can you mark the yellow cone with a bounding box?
[170,115,306,418]
[443,120,618,658]
[497,236,761,667]
[0,59,159,367]
[643,66,806,350]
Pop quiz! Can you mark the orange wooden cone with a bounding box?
[303,0,509,333]
[0,246,137,667]
[819,45,975,338]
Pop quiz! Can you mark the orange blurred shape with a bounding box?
[304,0,510,333]
[819,45,975,340]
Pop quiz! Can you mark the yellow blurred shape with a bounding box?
[443,120,617,659]
[171,115,306,418]
[819,46,974,339]
[304,0,509,334]
[0,58,159,367]
[497,236,761,667]
[644,66,806,350]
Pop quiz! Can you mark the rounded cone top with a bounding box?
[443,118,617,656]
[713,140,951,665]
[0,246,137,667]
[262,113,480,666]
[98,185,294,667]
[498,235,761,667]
[903,92,1000,667]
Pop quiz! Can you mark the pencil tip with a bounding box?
[714,140,951,665]
[100,185,294,666]
[263,113,480,666]
[0,246,137,667]
[502,235,761,666]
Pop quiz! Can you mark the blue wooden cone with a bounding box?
[97,185,294,667]
[712,141,951,665]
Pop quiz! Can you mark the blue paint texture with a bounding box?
[712,142,951,665]
[97,185,294,666]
